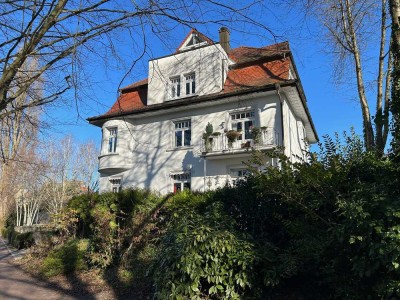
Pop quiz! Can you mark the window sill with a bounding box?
[166,146,194,152]
[165,94,198,102]
[98,152,119,159]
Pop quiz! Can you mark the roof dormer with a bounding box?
[177,29,214,52]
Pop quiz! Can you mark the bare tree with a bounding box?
[42,135,79,216]
[0,0,271,120]
[0,57,41,220]
[13,144,47,226]
[293,0,392,153]
[76,140,99,192]
[0,0,273,222]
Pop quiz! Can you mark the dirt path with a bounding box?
[0,237,114,300]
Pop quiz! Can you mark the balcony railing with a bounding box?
[201,127,279,153]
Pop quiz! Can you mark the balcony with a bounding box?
[98,153,134,174]
[201,127,279,158]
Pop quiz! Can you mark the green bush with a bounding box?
[213,134,400,299]
[153,198,255,300]
[11,232,34,249]
[68,188,164,269]
[40,239,89,277]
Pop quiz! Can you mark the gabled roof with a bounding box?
[91,41,292,120]
[88,40,317,143]
[224,58,290,93]
[119,78,148,91]
[175,28,214,52]
[228,42,290,64]
[105,81,147,115]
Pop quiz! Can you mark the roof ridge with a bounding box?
[232,41,289,51]
[175,28,214,53]
[119,78,148,91]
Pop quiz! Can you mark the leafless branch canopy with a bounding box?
[0,0,273,120]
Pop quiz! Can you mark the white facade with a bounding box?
[148,44,230,105]
[90,30,317,194]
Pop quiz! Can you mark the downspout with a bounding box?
[203,156,207,192]
[275,83,286,158]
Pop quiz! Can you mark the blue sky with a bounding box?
[41,2,380,150]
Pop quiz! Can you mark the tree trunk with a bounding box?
[343,0,375,150]
[375,0,389,155]
[389,0,400,159]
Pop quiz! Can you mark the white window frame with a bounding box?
[180,33,208,51]
[230,167,250,185]
[185,73,196,96]
[170,172,191,193]
[170,76,181,99]
[109,177,121,193]
[108,127,118,153]
[174,119,191,148]
[230,111,255,141]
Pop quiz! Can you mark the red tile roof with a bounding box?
[94,41,291,119]
[223,58,290,93]
[105,87,147,115]
[228,42,290,64]
[120,78,148,91]
[222,41,290,93]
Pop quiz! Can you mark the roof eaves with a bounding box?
[285,52,318,141]
[229,52,291,70]
[87,81,297,125]
[119,78,148,92]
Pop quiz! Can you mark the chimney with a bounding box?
[219,27,230,53]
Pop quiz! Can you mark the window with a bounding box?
[185,73,196,95]
[174,120,191,147]
[230,168,250,177]
[169,73,196,99]
[171,172,191,193]
[170,76,181,98]
[231,111,255,141]
[180,33,208,50]
[108,128,118,153]
[230,168,250,185]
[110,177,121,193]
[186,34,203,46]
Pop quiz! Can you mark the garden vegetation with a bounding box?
[3,132,400,299]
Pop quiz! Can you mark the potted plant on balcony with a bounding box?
[226,130,241,148]
[203,123,214,152]
[251,126,267,145]
[251,126,262,145]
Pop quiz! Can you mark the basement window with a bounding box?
[109,177,121,193]
[171,172,191,193]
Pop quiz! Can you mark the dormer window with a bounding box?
[169,73,196,100]
[185,73,196,95]
[170,76,181,99]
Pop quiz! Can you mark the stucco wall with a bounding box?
[147,44,229,105]
[98,93,287,194]
[282,94,308,162]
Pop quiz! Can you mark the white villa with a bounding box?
[88,28,318,194]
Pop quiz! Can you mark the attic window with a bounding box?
[181,33,208,50]
[187,34,203,46]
